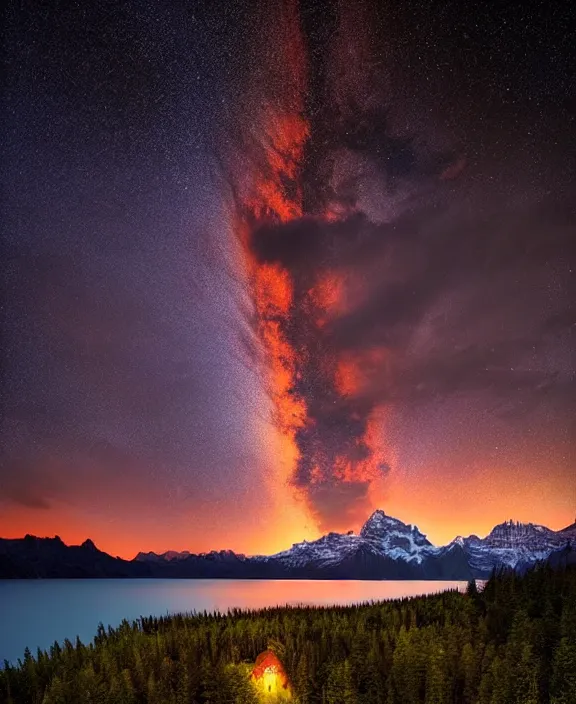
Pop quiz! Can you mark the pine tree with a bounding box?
[477,668,493,704]
[459,642,477,704]
[41,676,66,704]
[389,628,422,704]
[550,637,576,704]
[487,655,511,704]
[513,644,540,704]
[466,580,479,598]
[118,669,136,704]
[175,661,190,704]
[294,652,312,704]
[147,671,161,704]
[341,659,357,704]
[75,663,106,704]
[425,643,448,704]
[325,661,343,704]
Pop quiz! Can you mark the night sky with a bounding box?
[1,0,574,558]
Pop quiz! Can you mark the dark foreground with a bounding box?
[2,565,575,703]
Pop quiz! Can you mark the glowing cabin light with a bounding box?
[251,650,292,699]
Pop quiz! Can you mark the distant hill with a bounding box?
[0,535,152,578]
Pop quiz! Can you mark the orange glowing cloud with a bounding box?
[335,347,391,398]
[224,0,397,534]
[307,270,348,328]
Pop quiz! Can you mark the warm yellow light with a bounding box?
[254,668,292,700]
[263,670,278,692]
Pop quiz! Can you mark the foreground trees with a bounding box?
[1,563,575,703]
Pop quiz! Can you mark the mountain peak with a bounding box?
[81,539,98,551]
[359,509,433,555]
[360,509,390,532]
[488,520,551,539]
[368,509,387,520]
[480,519,561,556]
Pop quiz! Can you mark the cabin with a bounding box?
[251,650,292,700]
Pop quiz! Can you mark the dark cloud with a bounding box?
[226,0,575,529]
[0,458,53,510]
[305,480,371,533]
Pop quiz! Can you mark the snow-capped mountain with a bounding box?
[135,549,245,564]
[255,511,575,579]
[135,550,192,563]
[253,510,472,579]
[131,510,575,579]
[458,519,575,577]
[559,519,576,539]
[360,510,435,562]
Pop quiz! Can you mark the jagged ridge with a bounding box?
[1,511,574,579]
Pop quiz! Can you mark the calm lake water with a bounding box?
[0,579,468,664]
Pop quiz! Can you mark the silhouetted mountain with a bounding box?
[0,535,152,578]
[545,543,576,570]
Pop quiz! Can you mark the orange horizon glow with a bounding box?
[1,497,573,561]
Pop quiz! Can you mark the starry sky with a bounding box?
[1,0,574,559]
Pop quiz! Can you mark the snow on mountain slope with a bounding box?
[135,549,246,563]
[461,520,573,576]
[134,550,191,563]
[266,531,364,569]
[559,519,576,539]
[262,510,469,577]
[360,510,434,561]
[255,511,574,577]
[133,511,574,579]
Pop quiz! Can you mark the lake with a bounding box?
[0,579,468,664]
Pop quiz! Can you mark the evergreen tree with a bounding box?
[425,643,448,704]
[175,660,190,704]
[325,660,343,704]
[294,652,312,704]
[458,641,478,703]
[41,676,65,704]
[550,637,576,704]
[146,671,160,704]
[513,644,540,704]
[119,668,136,704]
[341,659,357,704]
[486,655,510,704]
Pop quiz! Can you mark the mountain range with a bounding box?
[1,509,574,580]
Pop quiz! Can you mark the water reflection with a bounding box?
[163,579,468,611]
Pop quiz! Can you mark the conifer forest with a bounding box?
[2,565,575,704]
